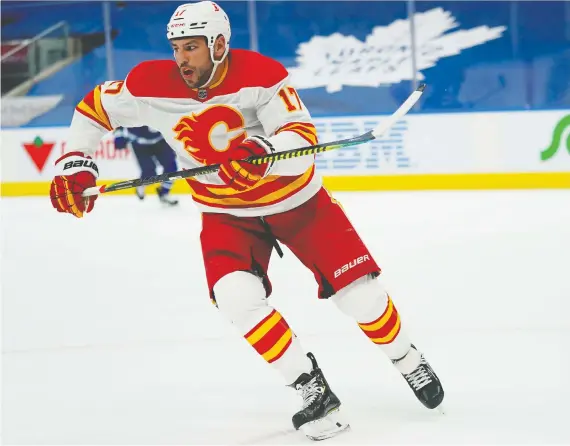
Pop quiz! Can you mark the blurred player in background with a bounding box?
[49,1,444,440]
[113,126,179,206]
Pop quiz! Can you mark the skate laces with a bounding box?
[297,376,325,409]
[405,363,432,390]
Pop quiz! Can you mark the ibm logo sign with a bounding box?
[313,118,410,171]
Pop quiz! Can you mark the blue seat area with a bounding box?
[1,2,105,39]
[109,1,249,53]
[256,1,409,60]
[21,1,252,126]
[6,0,569,128]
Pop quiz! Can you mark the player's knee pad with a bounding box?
[331,274,389,322]
[213,271,267,327]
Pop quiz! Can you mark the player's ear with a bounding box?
[213,35,226,60]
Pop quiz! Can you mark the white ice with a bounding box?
[2,190,570,445]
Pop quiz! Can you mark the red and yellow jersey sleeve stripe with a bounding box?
[75,85,113,131]
[275,122,318,146]
[244,309,293,363]
[358,295,401,344]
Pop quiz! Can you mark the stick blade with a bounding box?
[370,84,426,139]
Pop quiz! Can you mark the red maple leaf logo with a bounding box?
[23,136,55,172]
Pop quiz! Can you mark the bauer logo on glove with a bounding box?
[50,151,99,218]
[62,159,99,174]
[217,135,276,191]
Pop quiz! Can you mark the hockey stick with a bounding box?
[82,84,425,197]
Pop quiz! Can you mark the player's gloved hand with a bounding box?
[50,151,99,218]
[114,136,128,150]
[218,136,275,191]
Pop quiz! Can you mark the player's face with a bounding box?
[171,37,213,88]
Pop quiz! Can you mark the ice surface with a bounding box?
[2,190,570,444]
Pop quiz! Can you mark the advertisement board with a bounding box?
[0,128,138,195]
[1,110,568,196]
[315,110,570,174]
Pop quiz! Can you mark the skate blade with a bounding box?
[301,408,350,441]
[160,201,179,207]
[436,403,446,415]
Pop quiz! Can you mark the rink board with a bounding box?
[1,110,569,196]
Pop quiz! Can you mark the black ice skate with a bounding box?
[156,186,179,206]
[290,352,350,441]
[392,345,445,411]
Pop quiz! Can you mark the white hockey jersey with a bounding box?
[66,49,321,217]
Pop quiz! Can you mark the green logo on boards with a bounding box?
[540,115,570,161]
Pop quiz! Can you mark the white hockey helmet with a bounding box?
[167,1,231,69]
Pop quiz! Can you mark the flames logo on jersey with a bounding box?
[172,105,247,165]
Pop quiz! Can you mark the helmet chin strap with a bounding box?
[198,44,228,89]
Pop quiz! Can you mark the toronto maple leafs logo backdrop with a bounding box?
[288,8,506,93]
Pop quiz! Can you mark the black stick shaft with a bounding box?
[98,131,374,194]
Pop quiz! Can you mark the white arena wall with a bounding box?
[1,110,569,196]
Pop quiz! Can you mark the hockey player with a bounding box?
[113,126,179,206]
[49,1,444,440]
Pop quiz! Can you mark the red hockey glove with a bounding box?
[218,136,275,191]
[50,151,99,218]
